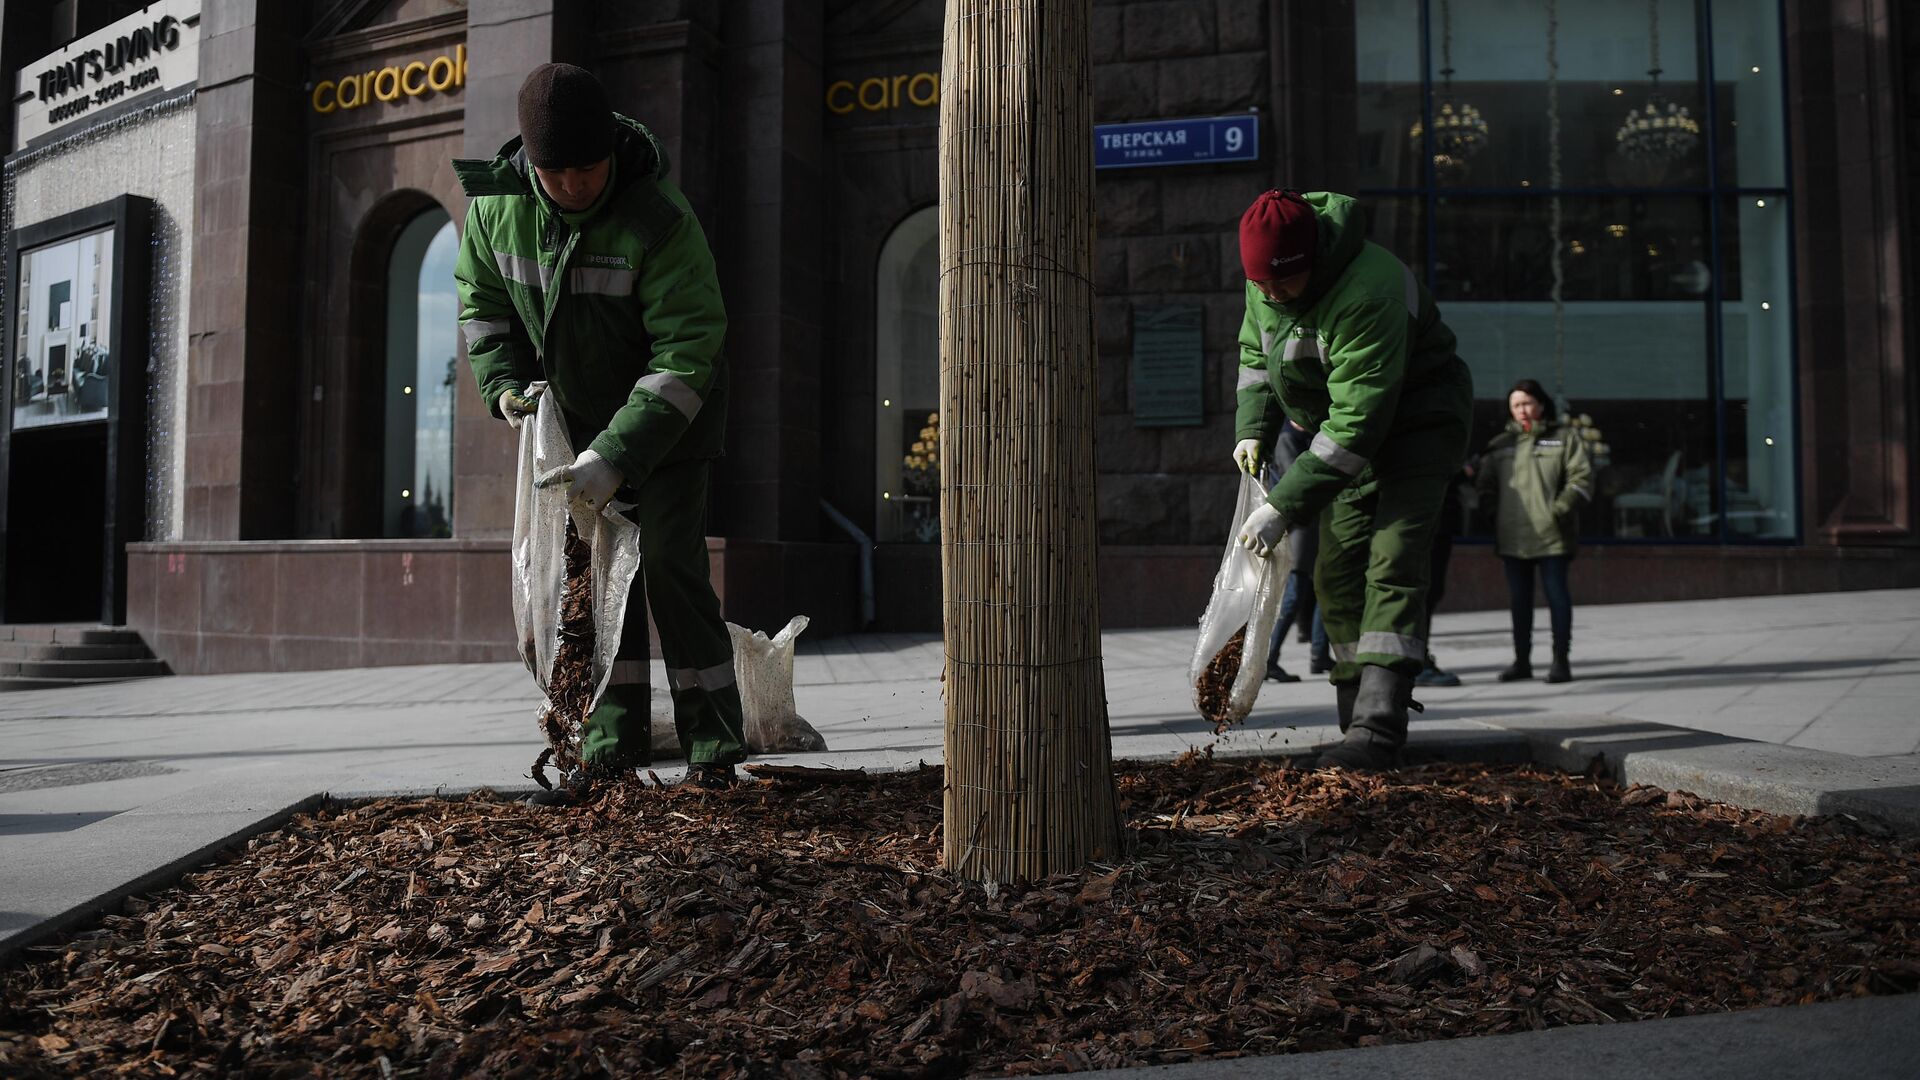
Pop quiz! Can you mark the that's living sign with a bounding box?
[1095,114,1260,170]
[12,0,201,151]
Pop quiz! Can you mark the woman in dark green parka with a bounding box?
[1476,379,1594,684]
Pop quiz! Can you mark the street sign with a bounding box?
[1132,305,1204,427]
[1095,114,1259,170]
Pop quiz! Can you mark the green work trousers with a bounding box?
[579,459,748,769]
[1314,366,1473,683]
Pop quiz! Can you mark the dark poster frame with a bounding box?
[0,194,152,625]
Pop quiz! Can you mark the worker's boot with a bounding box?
[1318,666,1416,771]
[1335,681,1360,734]
[1546,648,1572,684]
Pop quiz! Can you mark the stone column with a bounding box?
[710,0,828,541]
[182,1,305,539]
[462,0,596,159]
[1786,0,1915,544]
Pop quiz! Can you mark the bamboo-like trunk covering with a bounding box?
[938,0,1121,882]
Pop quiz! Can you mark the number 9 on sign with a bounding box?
[1225,126,1244,154]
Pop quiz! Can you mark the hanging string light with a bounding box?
[1407,0,1489,175]
[1615,0,1701,161]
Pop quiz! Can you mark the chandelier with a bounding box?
[1615,1,1700,162]
[1406,0,1488,174]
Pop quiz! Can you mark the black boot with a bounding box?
[1335,681,1359,733]
[1318,666,1413,771]
[1546,649,1571,684]
[1498,656,1533,682]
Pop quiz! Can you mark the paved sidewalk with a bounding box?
[2,588,1916,950]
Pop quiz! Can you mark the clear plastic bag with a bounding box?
[727,616,828,754]
[511,383,644,769]
[1187,471,1291,730]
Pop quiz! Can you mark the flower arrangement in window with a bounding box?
[900,411,940,542]
[1568,411,1611,471]
[902,412,940,497]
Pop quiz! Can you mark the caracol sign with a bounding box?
[11,0,201,151]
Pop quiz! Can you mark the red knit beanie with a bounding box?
[1239,190,1317,280]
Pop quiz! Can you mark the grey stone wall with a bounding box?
[1090,0,1274,546]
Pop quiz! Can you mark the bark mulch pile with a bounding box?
[4,758,1917,1078]
[1194,627,1247,732]
[533,521,596,786]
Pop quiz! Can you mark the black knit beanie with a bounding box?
[517,63,612,168]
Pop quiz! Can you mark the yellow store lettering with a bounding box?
[312,43,466,114]
[825,71,939,114]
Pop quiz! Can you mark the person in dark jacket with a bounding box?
[1264,421,1331,682]
[1476,379,1595,684]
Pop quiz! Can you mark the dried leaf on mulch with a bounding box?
[3,762,1917,1078]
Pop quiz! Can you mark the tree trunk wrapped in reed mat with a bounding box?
[938,0,1122,882]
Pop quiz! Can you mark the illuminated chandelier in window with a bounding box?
[1615,0,1700,162]
[1406,0,1488,175]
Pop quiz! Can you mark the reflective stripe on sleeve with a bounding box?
[1329,640,1358,664]
[1310,431,1368,477]
[1400,260,1421,317]
[610,660,647,686]
[668,659,736,693]
[638,371,703,421]
[1259,328,1278,358]
[1358,631,1426,661]
[570,266,637,296]
[493,250,548,291]
[461,318,515,348]
[1283,335,1325,364]
[1237,366,1268,391]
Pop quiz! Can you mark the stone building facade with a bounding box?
[0,0,1913,672]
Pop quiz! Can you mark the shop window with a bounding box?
[874,206,940,542]
[1357,0,1795,542]
[383,208,457,538]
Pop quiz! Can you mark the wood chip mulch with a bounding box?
[4,758,1917,1078]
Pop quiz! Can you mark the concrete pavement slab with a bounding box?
[1069,994,1920,1079]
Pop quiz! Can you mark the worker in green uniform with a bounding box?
[453,63,745,797]
[1230,190,1474,770]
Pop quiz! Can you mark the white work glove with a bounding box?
[498,386,542,429]
[1237,502,1290,558]
[535,448,624,510]
[1232,438,1263,476]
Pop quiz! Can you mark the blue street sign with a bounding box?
[1094,114,1260,170]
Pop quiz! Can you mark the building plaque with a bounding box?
[1131,305,1204,427]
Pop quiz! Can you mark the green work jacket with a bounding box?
[1234,192,1468,524]
[453,113,727,489]
[1478,418,1596,559]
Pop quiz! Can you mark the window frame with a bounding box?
[1367,0,1798,546]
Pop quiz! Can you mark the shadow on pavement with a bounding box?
[0,811,122,836]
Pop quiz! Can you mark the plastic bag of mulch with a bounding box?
[511,383,644,781]
[1187,471,1291,732]
[728,616,828,753]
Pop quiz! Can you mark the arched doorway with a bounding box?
[382,208,457,538]
[873,206,938,542]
